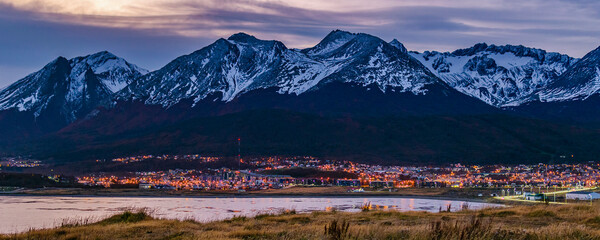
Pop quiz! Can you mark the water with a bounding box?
[0,196,501,233]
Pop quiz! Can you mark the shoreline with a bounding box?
[0,193,491,203]
[0,187,498,203]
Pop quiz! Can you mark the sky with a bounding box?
[0,0,599,88]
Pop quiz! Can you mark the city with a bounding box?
[76,155,600,193]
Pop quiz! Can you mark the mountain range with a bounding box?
[119,31,441,107]
[1,30,600,165]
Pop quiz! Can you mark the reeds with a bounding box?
[360,202,372,212]
[324,219,350,240]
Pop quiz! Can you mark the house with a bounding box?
[336,179,361,187]
[369,181,394,188]
[566,191,600,200]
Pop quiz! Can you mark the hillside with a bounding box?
[22,108,600,165]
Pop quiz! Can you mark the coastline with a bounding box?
[0,186,498,203]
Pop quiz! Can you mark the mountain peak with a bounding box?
[70,50,148,78]
[67,51,120,65]
[389,39,407,53]
[43,57,71,76]
[227,32,259,42]
[452,43,489,56]
[322,29,357,42]
[52,56,69,64]
[302,30,358,56]
[327,29,354,36]
[225,32,287,51]
[89,50,116,58]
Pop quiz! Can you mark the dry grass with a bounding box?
[4,204,600,239]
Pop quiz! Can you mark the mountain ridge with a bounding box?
[3,31,598,116]
[1,31,600,164]
[118,30,445,108]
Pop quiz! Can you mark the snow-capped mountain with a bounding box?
[2,30,599,133]
[120,30,441,107]
[410,43,577,107]
[3,30,600,163]
[300,31,437,94]
[0,51,147,123]
[536,46,600,102]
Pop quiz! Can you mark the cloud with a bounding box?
[0,0,599,87]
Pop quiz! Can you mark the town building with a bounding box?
[566,191,600,200]
[525,193,545,201]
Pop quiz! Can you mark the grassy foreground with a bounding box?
[4,204,600,240]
